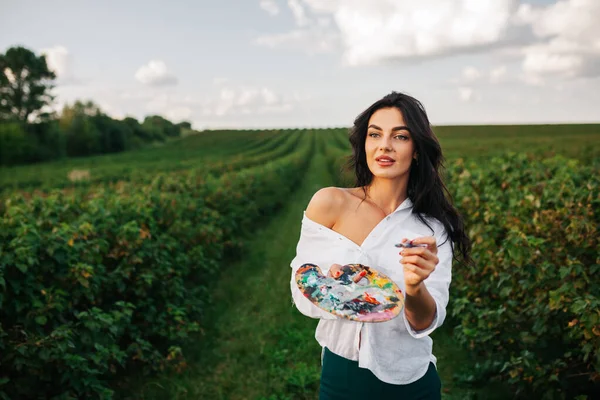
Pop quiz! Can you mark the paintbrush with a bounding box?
[394,241,428,248]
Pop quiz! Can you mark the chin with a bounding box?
[372,171,401,180]
[371,167,408,180]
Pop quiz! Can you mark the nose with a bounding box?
[380,136,392,151]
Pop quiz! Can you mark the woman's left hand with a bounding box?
[398,237,439,295]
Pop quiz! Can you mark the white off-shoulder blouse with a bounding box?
[289,198,453,385]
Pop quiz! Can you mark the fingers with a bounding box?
[402,262,430,279]
[399,237,438,289]
[410,236,438,252]
[400,255,435,269]
[399,247,439,264]
[399,247,440,265]
[327,263,343,279]
[398,236,437,258]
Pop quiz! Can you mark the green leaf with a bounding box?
[35,315,47,325]
[15,263,28,273]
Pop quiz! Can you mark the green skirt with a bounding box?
[319,347,441,400]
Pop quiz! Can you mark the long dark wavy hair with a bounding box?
[347,91,472,264]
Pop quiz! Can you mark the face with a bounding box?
[364,107,416,181]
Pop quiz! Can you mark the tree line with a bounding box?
[0,46,193,166]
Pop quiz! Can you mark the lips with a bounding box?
[375,156,396,162]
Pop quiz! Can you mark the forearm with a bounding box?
[404,282,437,331]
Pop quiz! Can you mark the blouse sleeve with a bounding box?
[289,217,338,320]
[403,223,453,338]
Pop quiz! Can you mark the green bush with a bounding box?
[0,135,313,398]
[446,153,599,399]
[65,115,102,157]
[324,148,599,398]
[26,121,67,162]
[0,122,38,166]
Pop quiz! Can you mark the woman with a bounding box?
[290,91,472,399]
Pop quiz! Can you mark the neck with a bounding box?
[365,177,409,215]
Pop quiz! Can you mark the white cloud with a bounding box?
[41,46,70,78]
[140,92,206,124]
[458,87,473,102]
[519,0,600,83]
[301,0,340,13]
[523,48,583,76]
[135,60,178,86]
[255,28,339,54]
[317,17,331,27]
[40,45,81,84]
[166,106,193,121]
[255,0,340,54]
[288,0,309,26]
[309,0,518,66]
[529,0,598,41]
[490,65,507,83]
[260,0,280,16]
[453,65,508,85]
[458,86,481,102]
[257,0,523,65]
[204,86,294,117]
[462,66,482,82]
[261,88,278,105]
[98,102,125,120]
[512,3,537,25]
[256,0,600,87]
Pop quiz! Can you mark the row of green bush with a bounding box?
[0,133,314,399]
[446,153,599,399]
[0,129,290,193]
[327,139,598,398]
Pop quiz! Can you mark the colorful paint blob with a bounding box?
[295,263,404,322]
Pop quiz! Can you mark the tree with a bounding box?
[0,122,37,165]
[0,46,56,122]
[65,114,101,156]
[59,100,104,156]
[59,100,100,128]
[91,114,132,153]
[143,115,180,138]
[123,116,152,145]
[176,121,192,130]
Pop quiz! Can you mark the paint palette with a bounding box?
[295,263,404,323]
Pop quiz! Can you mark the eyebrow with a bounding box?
[368,124,411,133]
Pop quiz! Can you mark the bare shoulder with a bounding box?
[305,187,348,228]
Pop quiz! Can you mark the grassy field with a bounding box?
[434,124,600,162]
[121,132,518,400]
[2,123,598,399]
[0,129,295,192]
[2,123,598,189]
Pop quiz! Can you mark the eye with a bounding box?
[394,134,409,141]
[368,132,380,138]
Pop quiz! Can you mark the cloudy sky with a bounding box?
[1,0,599,129]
